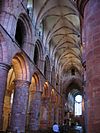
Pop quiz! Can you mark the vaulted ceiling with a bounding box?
[33,0,83,75]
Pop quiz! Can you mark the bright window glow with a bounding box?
[75,95,82,116]
[10,93,14,105]
[27,0,33,8]
[75,95,82,102]
[27,0,33,18]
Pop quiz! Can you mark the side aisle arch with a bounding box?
[8,52,31,132]
[12,52,31,81]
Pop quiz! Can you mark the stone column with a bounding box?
[40,97,50,129]
[10,80,30,132]
[29,91,42,131]
[0,63,10,130]
[84,0,100,132]
[50,100,55,124]
[3,90,11,131]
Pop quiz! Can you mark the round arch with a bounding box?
[28,73,40,113]
[30,72,42,94]
[44,55,51,81]
[15,13,32,48]
[12,52,30,81]
[3,51,31,131]
[34,40,43,68]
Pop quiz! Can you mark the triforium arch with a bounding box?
[8,52,31,132]
[44,55,51,81]
[15,13,32,50]
[33,40,43,70]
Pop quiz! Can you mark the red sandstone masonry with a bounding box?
[84,0,100,133]
[0,63,10,129]
[10,80,30,132]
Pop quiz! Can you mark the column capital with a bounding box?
[14,80,30,88]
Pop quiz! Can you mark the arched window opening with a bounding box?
[10,91,14,107]
[75,95,82,116]
[44,56,50,80]
[15,19,25,47]
[34,45,39,65]
[27,0,33,18]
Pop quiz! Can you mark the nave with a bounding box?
[0,0,100,133]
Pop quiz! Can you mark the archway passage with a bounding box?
[12,53,30,81]
[9,53,30,132]
[3,68,15,131]
[28,73,43,132]
[63,81,84,132]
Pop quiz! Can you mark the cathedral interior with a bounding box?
[0,0,100,133]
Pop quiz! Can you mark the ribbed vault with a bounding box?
[34,0,82,74]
